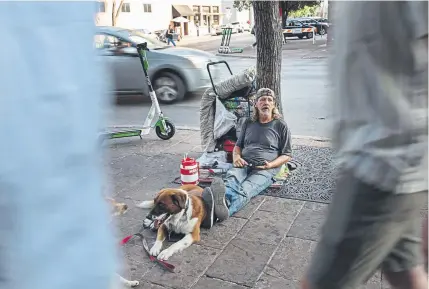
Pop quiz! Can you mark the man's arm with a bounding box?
[233,119,249,168]
[267,155,291,169]
[232,146,248,168]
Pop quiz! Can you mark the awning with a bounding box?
[172,5,194,17]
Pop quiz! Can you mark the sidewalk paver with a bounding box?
[287,202,328,242]
[106,129,388,288]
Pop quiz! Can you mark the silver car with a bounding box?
[95,26,219,103]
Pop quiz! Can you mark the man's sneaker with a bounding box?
[201,187,215,229]
[210,177,229,222]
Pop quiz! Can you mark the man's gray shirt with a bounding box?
[332,1,428,194]
[236,118,292,174]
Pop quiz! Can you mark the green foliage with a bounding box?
[288,5,319,18]
[233,0,252,12]
[233,0,321,17]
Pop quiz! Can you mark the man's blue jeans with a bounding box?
[224,168,275,216]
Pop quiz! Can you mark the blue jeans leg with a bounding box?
[168,38,176,46]
[224,168,274,216]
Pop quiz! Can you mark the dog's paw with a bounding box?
[143,218,153,229]
[127,280,139,287]
[150,241,163,256]
[157,248,174,261]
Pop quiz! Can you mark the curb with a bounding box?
[107,125,331,141]
[215,53,256,59]
[106,125,200,131]
[292,135,331,142]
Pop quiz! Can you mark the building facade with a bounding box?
[221,0,253,26]
[95,0,223,37]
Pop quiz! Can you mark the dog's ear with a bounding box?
[154,189,169,203]
[171,192,187,210]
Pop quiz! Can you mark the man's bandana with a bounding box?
[255,88,276,101]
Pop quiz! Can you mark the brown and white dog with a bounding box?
[136,185,206,260]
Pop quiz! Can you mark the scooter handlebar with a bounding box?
[136,42,149,51]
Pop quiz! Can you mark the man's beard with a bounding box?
[259,107,272,117]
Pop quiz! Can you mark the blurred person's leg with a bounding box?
[0,2,116,289]
[302,169,427,289]
[301,1,427,288]
[423,215,428,267]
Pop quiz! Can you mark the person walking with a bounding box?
[251,24,257,48]
[301,2,428,289]
[166,23,176,47]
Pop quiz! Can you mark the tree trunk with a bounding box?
[112,1,116,26]
[253,1,283,114]
[111,0,123,27]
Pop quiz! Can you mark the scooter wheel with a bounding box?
[156,120,176,140]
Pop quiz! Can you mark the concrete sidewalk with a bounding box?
[107,129,387,289]
[176,34,218,46]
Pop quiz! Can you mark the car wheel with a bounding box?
[319,28,326,35]
[153,72,186,104]
[306,32,313,39]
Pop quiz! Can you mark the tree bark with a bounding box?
[253,1,283,114]
[112,1,116,26]
[111,0,124,27]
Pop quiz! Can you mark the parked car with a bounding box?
[296,17,329,35]
[310,17,331,25]
[134,28,153,35]
[283,19,315,39]
[211,24,226,36]
[230,21,244,33]
[242,22,251,32]
[224,23,239,34]
[94,26,220,104]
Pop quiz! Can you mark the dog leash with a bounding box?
[120,233,175,273]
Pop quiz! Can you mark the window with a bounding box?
[202,15,207,25]
[97,1,105,13]
[212,6,219,13]
[121,3,131,12]
[192,5,200,13]
[213,15,219,25]
[94,34,122,49]
[128,34,165,50]
[143,3,152,13]
[202,6,210,13]
[288,20,302,27]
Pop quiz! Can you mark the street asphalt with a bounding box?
[105,52,331,138]
[104,33,331,139]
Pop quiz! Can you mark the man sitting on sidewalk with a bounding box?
[203,88,292,223]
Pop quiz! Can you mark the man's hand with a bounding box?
[233,156,248,168]
[255,161,273,170]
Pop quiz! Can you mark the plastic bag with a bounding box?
[213,98,237,140]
